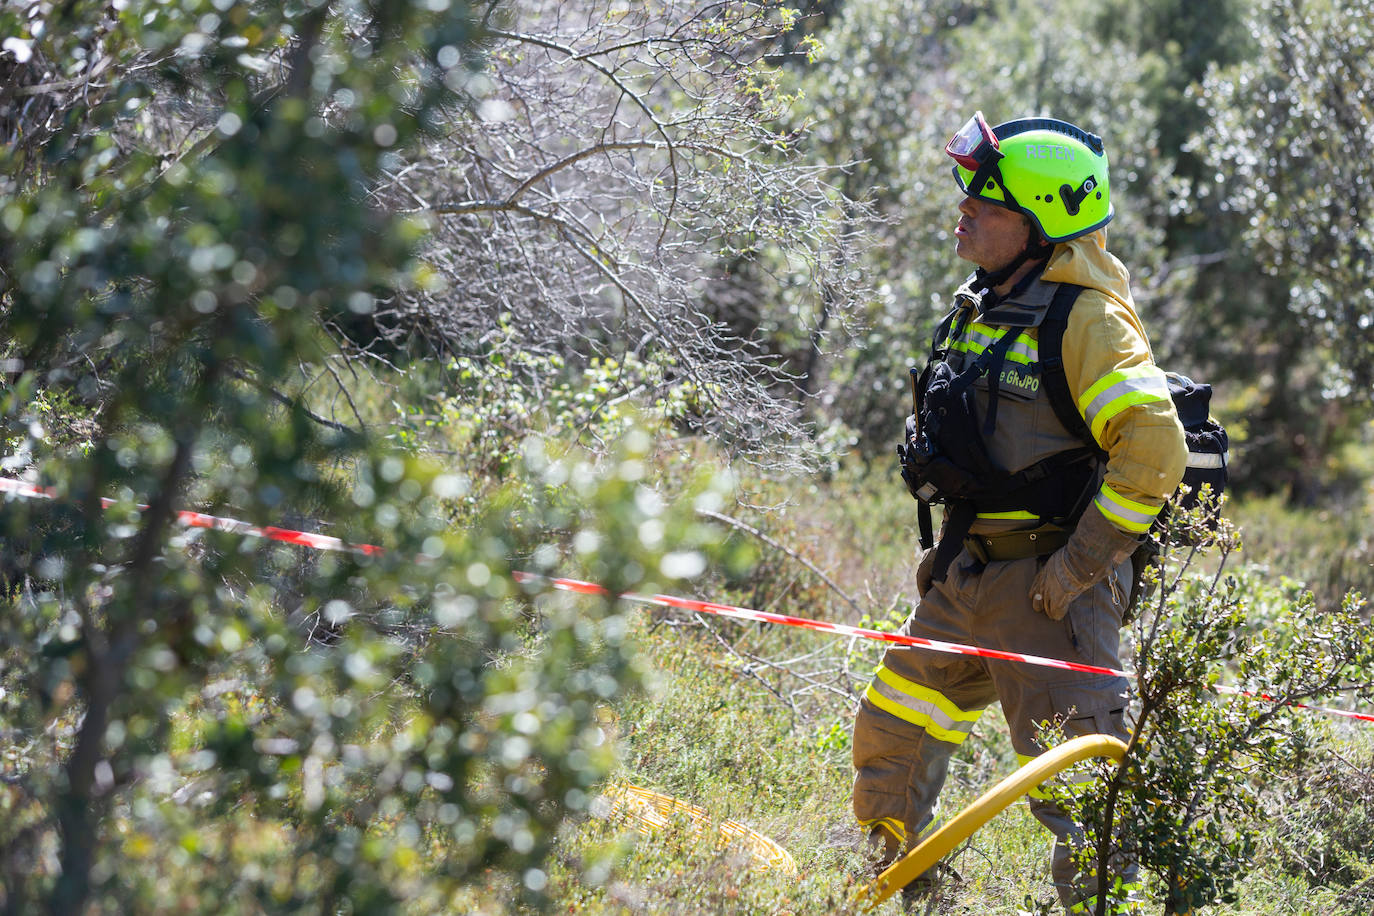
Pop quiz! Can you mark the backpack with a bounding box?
[1038,283,1230,537]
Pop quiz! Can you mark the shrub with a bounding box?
[1055,502,1374,916]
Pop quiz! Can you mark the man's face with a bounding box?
[954,195,1031,271]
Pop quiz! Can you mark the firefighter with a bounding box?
[851,112,1188,913]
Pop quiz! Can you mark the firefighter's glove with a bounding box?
[1031,508,1142,621]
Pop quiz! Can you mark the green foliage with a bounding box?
[419,348,701,481]
[4,0,1374,913]
[1196,0,1374,396]
[1093,0,1253,166]
[1176,0,1374,504]
[1054,505,1374,915]
[0,431,742,913]
[0,1,751,912]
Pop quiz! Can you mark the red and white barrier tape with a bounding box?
[0,477,382,556]
[1210,686,1374,724]
[511,571,1133,679]
[3,475,1371,723]
[517,574,1374,724]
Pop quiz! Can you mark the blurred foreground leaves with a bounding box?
[0,1,744,912]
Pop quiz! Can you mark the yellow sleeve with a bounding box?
[1061,289,1187,535]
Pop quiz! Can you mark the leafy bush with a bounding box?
[0,424,748,913]
[0,1,744,911]
[1055,504,1374,915]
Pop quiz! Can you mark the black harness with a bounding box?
[898,282,1100,581]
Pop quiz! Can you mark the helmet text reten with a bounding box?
[1025,144,1075,161]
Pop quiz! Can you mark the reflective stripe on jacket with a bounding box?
[944,232,1186,536]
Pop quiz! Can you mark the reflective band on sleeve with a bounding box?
[1077,365,1171,442]
[1093,483,1160,534]
[864,666,986,745]
[1187,450,1227,469]
[954,322,1038,366]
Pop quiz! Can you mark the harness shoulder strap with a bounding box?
[976,325,1023,435]
[1037,283,1102,452]
[917,501,935,551]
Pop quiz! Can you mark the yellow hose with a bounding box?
[853,734,1129,909]
[600,782,798,876]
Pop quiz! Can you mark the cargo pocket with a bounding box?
[1063,562,1131,668]
[1010,675,1132,803]
[1048,675,1131,739]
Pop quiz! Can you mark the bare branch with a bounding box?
[696,508,865,618]
[226,365,361,436]
[488,26,683,241]
[362,0,874,469]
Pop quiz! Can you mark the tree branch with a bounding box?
[695,508,865,618]
[427,140,666,214]
[227,365,361,436]
[488,27,681,243]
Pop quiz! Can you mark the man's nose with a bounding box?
[957,196,978,217]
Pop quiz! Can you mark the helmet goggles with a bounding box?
[945,111,1000,171]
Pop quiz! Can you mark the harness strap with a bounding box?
[1037,283,1103,455]
[911,366,936,552]
[978,326,1023,436]
[930,502,975,583]
[969,446,1099,515]
[929,305,963,361]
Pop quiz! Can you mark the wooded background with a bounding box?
[2,1,1372,914]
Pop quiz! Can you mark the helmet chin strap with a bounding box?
[974,233,1054,297]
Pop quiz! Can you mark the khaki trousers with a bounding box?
[852,544,1134,911]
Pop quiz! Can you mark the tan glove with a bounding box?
[1031,508,1142,620]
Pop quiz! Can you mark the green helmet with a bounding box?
[945,112,1113,243]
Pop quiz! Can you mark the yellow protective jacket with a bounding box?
[941,231,1187,536]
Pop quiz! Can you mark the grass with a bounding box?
[149,359,1374,915]
[22,356,1373,914]
[517,471,1374,916]
[535,619,1094,915]
[1224,495,1374,608]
